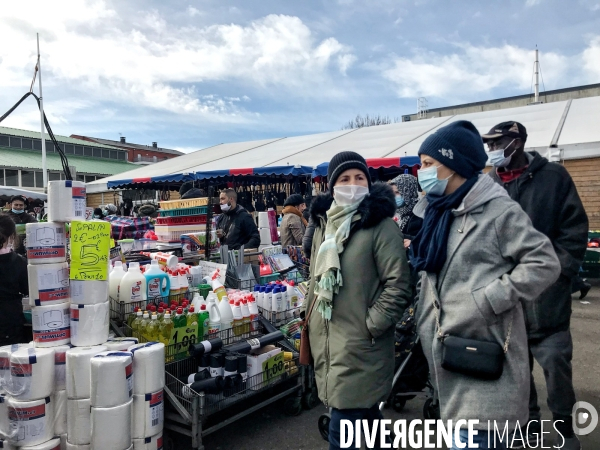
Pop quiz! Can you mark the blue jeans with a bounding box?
[329,405,385,450]
[452,429,507,449]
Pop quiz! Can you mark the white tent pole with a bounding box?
[534,47,540,103]
[37,33,48,189]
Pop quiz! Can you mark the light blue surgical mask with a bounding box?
[488,139,516,167]
[395,196,405,207]
[417,165,454,196]
[12,209,24,214]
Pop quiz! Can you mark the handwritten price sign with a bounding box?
[70,221,111,280]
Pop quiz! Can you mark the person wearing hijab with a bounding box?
[304,151,412,450]
[388,174,423,248]
[412,120,560,449]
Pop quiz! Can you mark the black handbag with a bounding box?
[433,298,513,381]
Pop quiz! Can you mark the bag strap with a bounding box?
[433,295,514,354]
[304,294,319,326]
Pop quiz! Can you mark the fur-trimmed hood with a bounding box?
[309,182,396,229]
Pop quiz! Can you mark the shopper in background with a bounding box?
[412,121,560,449]
[93,207,103,219]
[388,173,422,247]
[103,203,118,217]
[5,195,37,256]
[484,121,588,449]
[0,214,28,345]
[304,151,411,450]
[280,194,307,247]
[216,188,261,250]
[179,181,206,199]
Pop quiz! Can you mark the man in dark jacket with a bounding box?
[216,189,260,250]
[485,121,588,449]
[5,195,37,256]
[179,181,206,199]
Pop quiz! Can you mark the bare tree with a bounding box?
[342,114,401,129]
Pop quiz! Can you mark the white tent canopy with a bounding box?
[87,96,600,193]
[0,186,47,200]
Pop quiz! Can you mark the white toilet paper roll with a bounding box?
[53,390,67,436]
[52,345,72,392]
[60,434,67,450]
[132,389,163,439]
[69,280,108,305]
[0,438,16,449]
[65,443,89,450]
[129,343,165,395]
[65,346,107,399]
[258,211,270,228]
[91,399,132,450]
[259,228,272,245]
[9,347,54,401]
[28,263,70,307]
[132,431,163,450]
[90,351,133,408]
[66,398,91,445]
[105,339,138,351]
[25,223,67,265]
[20,437,61,449]
[47,181,86,223]
[0,344,33,394]
[70,302,109,347]
[7,397,54,447]
[0,394,9,439]
[32,302,71,347]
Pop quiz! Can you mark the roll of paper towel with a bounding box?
[65,443,89,450]
[7,396,54,447]
[66,398,91,445]
[53,390,67,436]
[65,346,107,399]
[0,438,16,449]
[25,222,66,265]
[0,344,33,393]
[91,399,132,450]
[47,180,86,223]
[19,437,61,449]
[9,347,54,401]
[105,338,138,352]
[28,263,70,307]
[132,389,163,439]
[129,343,165,395]
[70,302,109,347]
[0,394,9,440]
[258,212,270,228]
[70,280,108,306]
[133,431,163,450]
[52,344,72,392]
[90,351,133,408]
[32,302,71,347]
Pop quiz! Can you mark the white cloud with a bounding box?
[525,0,542,6]
[381,39,600,101]
[0,1,355,128]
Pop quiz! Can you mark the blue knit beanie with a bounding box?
[418,120,487,179]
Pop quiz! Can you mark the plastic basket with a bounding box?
[156,215,208,226]
[155,225,208,243]
[159,198,209,210]
[158,206,208,217]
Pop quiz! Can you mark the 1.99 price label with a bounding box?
[170,327,197,354]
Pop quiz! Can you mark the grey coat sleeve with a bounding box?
[288,215,305,246]
[483,204,561,316]
[302,217,316,258]
[366,219,413,339]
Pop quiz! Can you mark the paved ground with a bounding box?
[169,284,600,449]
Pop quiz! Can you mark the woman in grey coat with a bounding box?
[411,121,560,449]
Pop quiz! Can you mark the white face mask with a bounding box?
[333,185,369,206]
[220,203,231,212]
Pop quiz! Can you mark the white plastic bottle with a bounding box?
[240,300,251,338]
[178,269,189,295]
[257,286,265,310]
[119,262,147,304]
[272,286,282,323]
[191,291,203,311]
[207,295,221,337]
[232,301,244,337]
[109,261,127,301]
[218,295,234,344]
[247,297,260,332]
[169,269,180,301]
[263,286,272,320]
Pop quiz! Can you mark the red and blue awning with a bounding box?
[312,156,421,178]
[194,165,313,180]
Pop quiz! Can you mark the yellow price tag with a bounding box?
[70,221,111,280]
[262,352,285,381]
[169,326,198,355]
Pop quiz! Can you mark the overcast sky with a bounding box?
[1,0,599,152]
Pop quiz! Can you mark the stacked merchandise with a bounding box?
[257,212,276,247]
[155,198,209,244]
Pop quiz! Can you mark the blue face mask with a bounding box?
[395,196,405,207]
[487,139,516,167]
[12,209,24,214]
[417,165,454,196]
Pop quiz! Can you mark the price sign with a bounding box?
[170,326,197,355]
[262,352,285,381]
[70,221,111,280]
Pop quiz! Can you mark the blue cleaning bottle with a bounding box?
[144,260,170,300]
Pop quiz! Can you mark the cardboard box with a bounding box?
[246,345,282,389]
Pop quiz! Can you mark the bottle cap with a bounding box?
[158,307,164,313]
[235,301,241,306]
[189,306,195,313]
[200,305,207,310]
[177,307,183,314]
[253,285,260,291]
[129,262,140,270]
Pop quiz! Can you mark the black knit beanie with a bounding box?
[284,194,304,207]
[327,151,371,195]
[418,120,487,179]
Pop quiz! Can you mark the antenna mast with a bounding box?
[534,46,540,103]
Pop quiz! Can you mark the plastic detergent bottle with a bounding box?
[211,273,228,302]
[147,313,160,341]
[270,286,280,323]
[160,311,173,347]
[207,295,222,337]
[131,309,143,335]
[187,306,199,333]
[145,260,170,299]
[109,261,127,301]
[178,269,189,295]
[253,285,260,304]
[120,262,147,304]
[232,301,243,337]
[169,269,180,301]
[240,299,251,337]
[198,305,209,338]
[219,296,234,341]
[191,291,203,311]
[247,297,259,332]
[263,286,273,319]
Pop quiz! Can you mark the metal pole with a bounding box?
[37,34,48,189]
[534,47,540,103]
